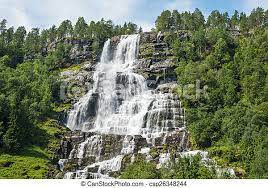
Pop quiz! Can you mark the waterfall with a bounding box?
[67,34,150,133]
[63,34,187,179]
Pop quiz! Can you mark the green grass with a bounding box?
[0,118,67,179]
[0,146,50,179]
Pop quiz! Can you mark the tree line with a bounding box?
[156,7,268,32]
[0,18,139,67]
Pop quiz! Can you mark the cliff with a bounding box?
[55,33,190,179]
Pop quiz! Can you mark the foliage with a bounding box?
[156,8,268,32]
[120,160,159,179]
[0,118,66,178]
[120,155,218,179]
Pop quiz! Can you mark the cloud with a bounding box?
[0,0,138,30]
[0,7,32,30]
[0,0,32,30]
[33,0,137,25]
[1,0,266,32]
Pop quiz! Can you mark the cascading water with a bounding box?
[62,34,187,179]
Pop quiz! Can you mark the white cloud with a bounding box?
[0,7,32,30]
[0,0,138,30]
[34,0,137,25]
[0,0,32,30]
[0,0,197,32]
[5,0,265,32]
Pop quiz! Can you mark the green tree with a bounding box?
[24,28,40,56]
[120,160,159,179]
[156,10,172,31]
[231,10,240,29]
[192,8,205,30]
[74,17,88,38]
[57,20,73,39]
[207,10,226,28]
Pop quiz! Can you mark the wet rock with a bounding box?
[60,63,94,103]
[58,138,73,159]
[140,32,159,44]
[156,83,178,93]
[0,161,14,167]
[136,32,177,88]
[134,136,148,151]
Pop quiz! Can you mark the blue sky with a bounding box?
[0,0,267,31]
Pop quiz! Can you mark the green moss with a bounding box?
[160,144,168,153]
[60,64,82,72]
[37,119,67,155]
[38,119,65,137]
[63,162,79,172]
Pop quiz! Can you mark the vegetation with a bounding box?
[120,155,221,179]
[0,146,51,178]
[0,119,66,178]
[156,8,267,178]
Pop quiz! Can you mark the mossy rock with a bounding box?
[149,147,159,159]
[160,144,168,153]
[60,64,82,72]
[139,44,154,58]
[121,154,132,170]
[64,162,79,171]
[134,153,146,162]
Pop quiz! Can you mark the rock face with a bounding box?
[60,63,96,104]
[45,38,95,66]
[25,38,95,66]
[135,32,177,89]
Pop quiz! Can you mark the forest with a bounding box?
[0,7,267,178]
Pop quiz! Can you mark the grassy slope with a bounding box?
[0,146,50,178]
[0,118,67,179]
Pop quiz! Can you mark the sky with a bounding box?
[0,0,268,31]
